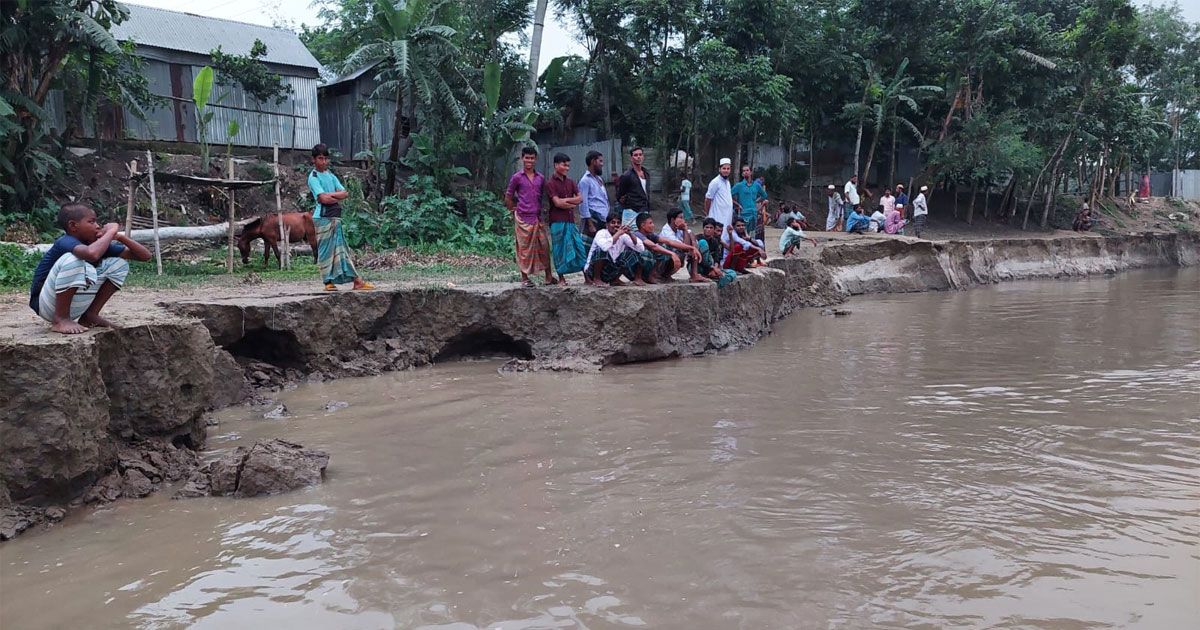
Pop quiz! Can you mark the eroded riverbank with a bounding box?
[1,268,1196,628]
[1,232,1197,537]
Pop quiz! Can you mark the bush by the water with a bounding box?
[344,175,513,258]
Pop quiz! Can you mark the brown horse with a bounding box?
[238,212,318,268]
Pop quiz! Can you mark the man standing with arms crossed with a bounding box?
[705,158,735,231]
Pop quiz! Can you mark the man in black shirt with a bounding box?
[616,146,651,212]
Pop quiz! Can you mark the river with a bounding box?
[2,269,1197,629]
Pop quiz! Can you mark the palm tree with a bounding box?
[344,0,467,195]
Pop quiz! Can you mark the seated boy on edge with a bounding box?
[722,217,767,273]
[633,212,682,283]
[29,203,152,334]
[657,208,709,283]
[697,219,737,287]
[584,211,645,286]
[780,216,818,256]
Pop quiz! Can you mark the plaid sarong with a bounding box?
[585,249,641,283]
[315,216,358,284]
[549,221,587,276]
[514,217,551,275]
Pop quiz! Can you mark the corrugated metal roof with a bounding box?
[320,62,381,88]
[113,3,320,71]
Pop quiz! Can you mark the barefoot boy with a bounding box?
[632,212,682,283]
[584,211,644,286]
[779,216,817,256]
[29,203,152,334]
[657,209,709,283]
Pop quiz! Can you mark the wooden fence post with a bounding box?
[145,150,162,275]
[274,145,289,269]
[125,159,138,235]
[227,156,236,273]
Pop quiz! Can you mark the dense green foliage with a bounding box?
[2,0,1197,244]
[0,243,41,288]
[343,175,513,257]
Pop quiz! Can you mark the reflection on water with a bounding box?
[2,269,1197,629]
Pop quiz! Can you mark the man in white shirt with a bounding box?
[844,175,861,218]
[825,184,844,231]
[585,211,645,286]
[658,208,709,283]
[705,158,735,229]
[912,185,929,238]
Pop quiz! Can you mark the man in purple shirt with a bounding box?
[505,146,555,286]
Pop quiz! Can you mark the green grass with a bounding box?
[1,247,520,294]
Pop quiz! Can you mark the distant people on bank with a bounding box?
[775,202,806,230]
[546,153,588,285]
[895,184,909,217]
[722,218,767,273]
[579,150,611,235]
[843,176,860,225]
[584,212,645,286]
[780,216,818,256]
[826,184,844,231]
[505,146,556,287]
[732,164,768,242]
[617,146,651,214]
[885,204,907,235]
[705,158,735,229]
[309,143,374,292]
[679,171,694,222]
[881,188,896,216]
[912,185,929,238]
[29,203,152,334]
[658,209,710,283]
[1073,204,1094,232]
[633,212,683,283]
[846,206,871,234]
[869,207,886,233]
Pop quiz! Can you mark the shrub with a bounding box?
[0,243,41,289]
[343,175,512,257]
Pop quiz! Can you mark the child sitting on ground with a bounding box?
[29,203,152,334]
[633,212,682,283]
[697,219,735,286]
[722,217,767,273]
[779,216,818,256]
[657,209,710,283]
[869,207,886,233]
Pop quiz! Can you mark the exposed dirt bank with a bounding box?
[1,231,1195,539]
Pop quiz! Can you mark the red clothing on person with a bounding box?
[545,172,581,224]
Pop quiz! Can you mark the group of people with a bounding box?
[825,175,928,238]
[504,146,806,289]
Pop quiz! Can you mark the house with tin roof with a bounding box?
[49,3,322,150]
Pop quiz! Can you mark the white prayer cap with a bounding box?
[719,158,732,166]
[920,185,928,191]
[827,184,836,190]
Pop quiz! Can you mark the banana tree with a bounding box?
[192,66,217,171]
[476,60,538,189]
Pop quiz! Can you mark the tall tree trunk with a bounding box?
[965,182,975,224]
[888,123,897,186]
[384,91,415,197]
[862,120,881,185]
[808,121,814,215]
[853,80,869,180]
[524,0,548,108]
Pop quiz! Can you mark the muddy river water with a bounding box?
[2,269,1198,629]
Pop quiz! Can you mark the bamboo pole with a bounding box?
[274,145,289,269]
[124,159,137,234]
[145,150,162,275]
[227,156,235,273]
